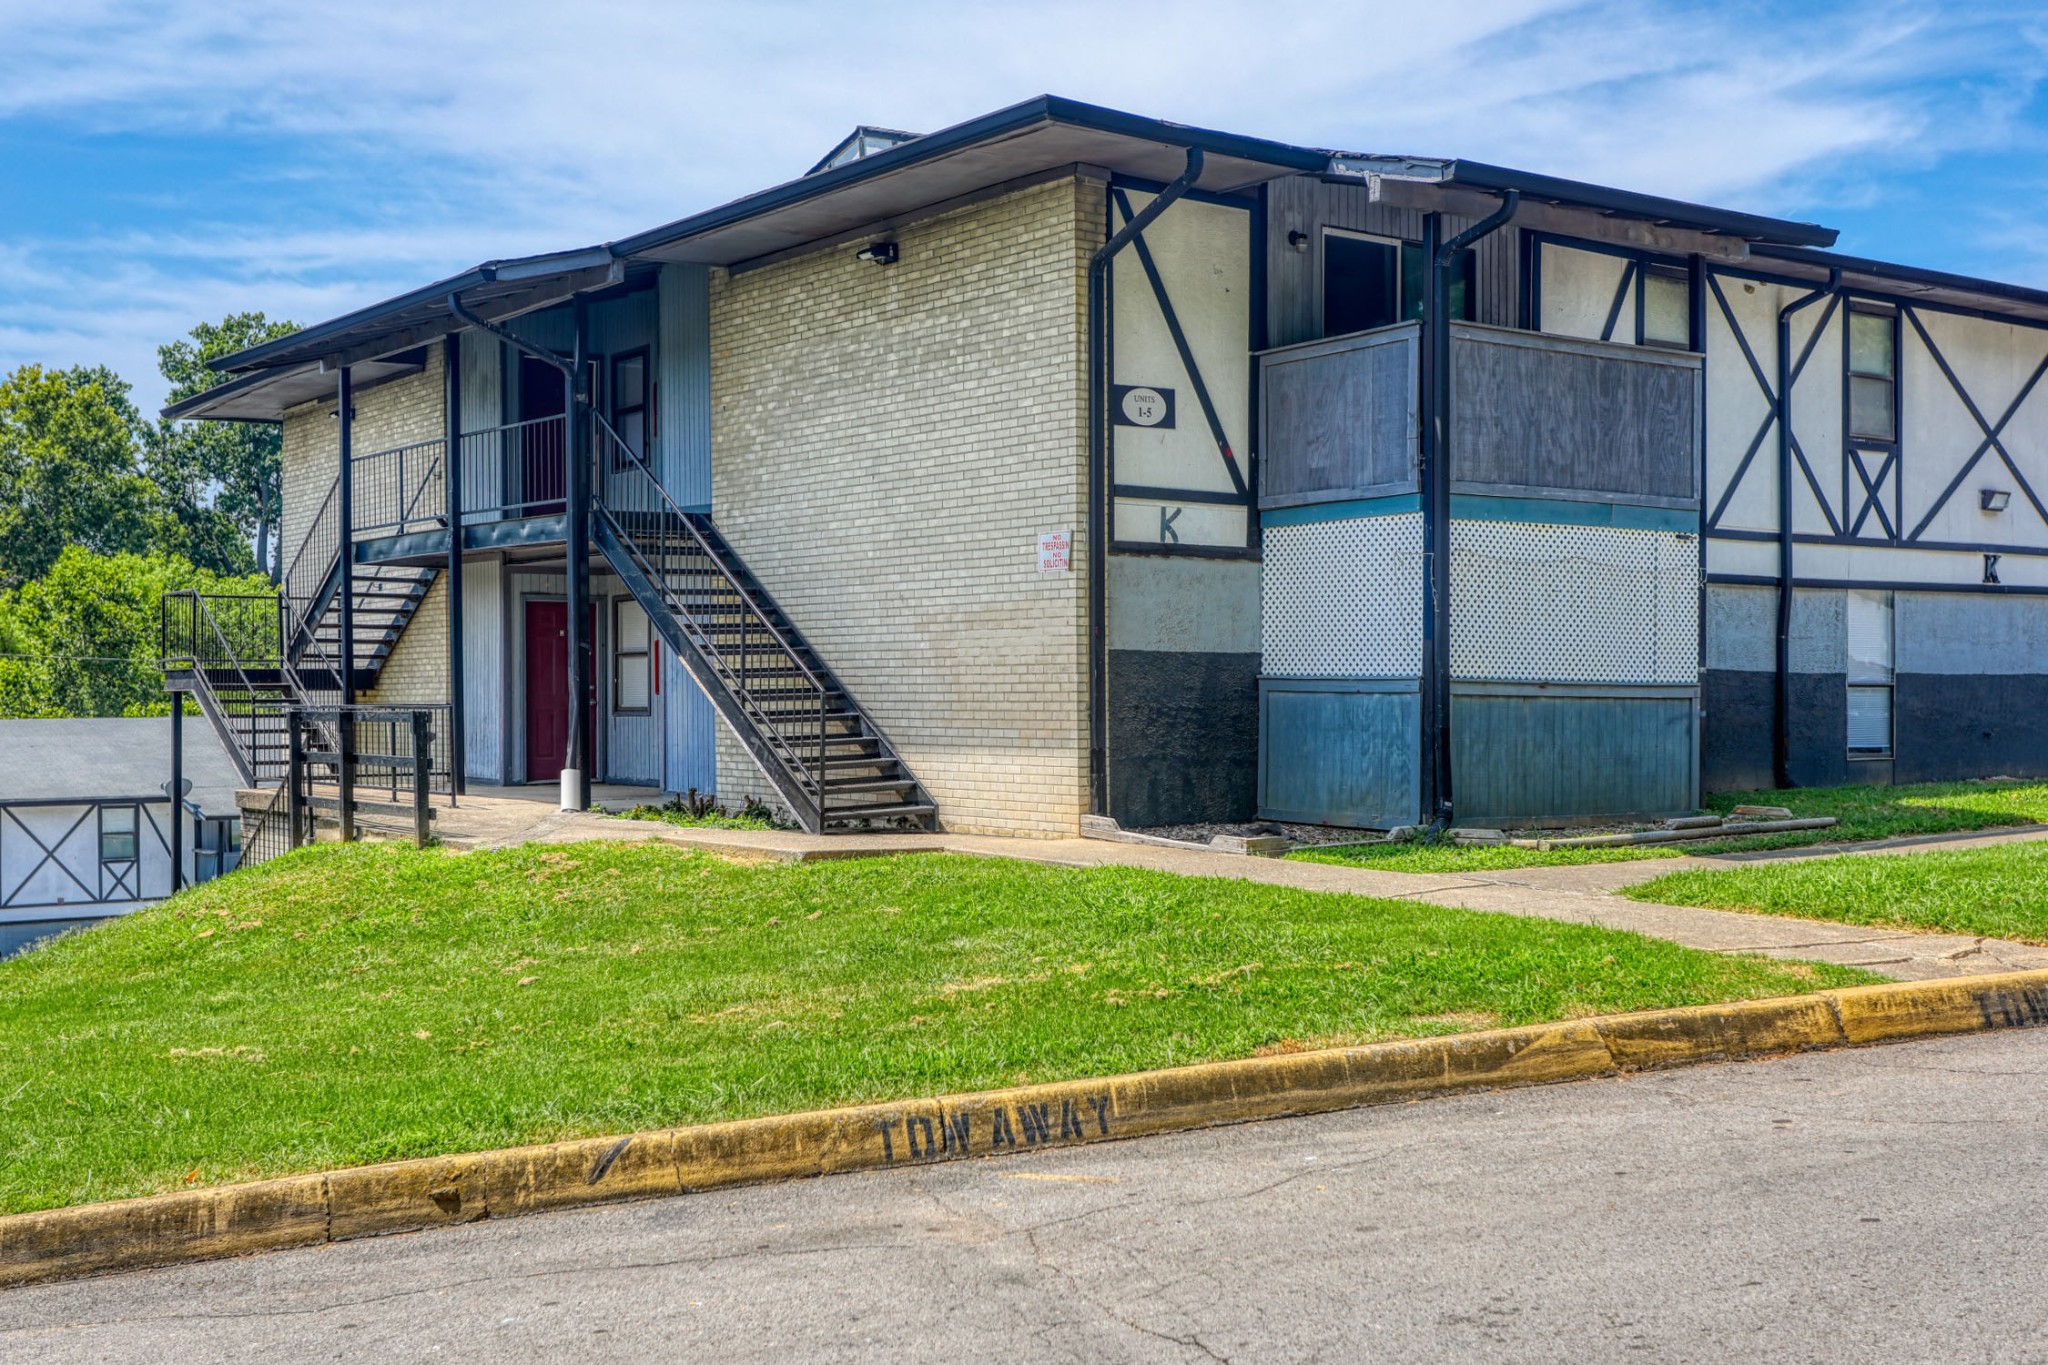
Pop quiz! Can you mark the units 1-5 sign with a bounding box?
[1112,384,1175,429]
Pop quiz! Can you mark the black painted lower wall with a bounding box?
[1108,649,1260,827]
[1895,674,2048,783]
[1702,670,1849,792]
[1705,670,2048,790]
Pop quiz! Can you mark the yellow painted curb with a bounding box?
[5,968,2046,1287]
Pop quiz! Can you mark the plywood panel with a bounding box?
[1259,325,1419,507]
[1452,324,1700,503]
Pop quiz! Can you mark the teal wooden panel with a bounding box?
[1258,680,1419,828]
[1453,690,1696,822]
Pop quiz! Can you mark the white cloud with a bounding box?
[0,0,2040,409]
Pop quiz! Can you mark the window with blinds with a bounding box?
[1846,589,1894,756]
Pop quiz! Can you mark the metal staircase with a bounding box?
[591,417,937,833]
[165,474,436,787]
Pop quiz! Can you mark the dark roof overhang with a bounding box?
[179,95,1847,423]
[163,350,429,423]
[1752,243,2048,324]
[1326,154,1837,252]
[613,95,1330,265]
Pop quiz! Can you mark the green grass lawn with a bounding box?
[0,841,1874,1215]
[1288,779,2048,874]
[1627,839,2048,945]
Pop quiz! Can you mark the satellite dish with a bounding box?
[161,777,193,799]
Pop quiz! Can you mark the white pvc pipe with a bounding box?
[559,769,582,812]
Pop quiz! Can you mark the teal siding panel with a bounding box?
[1453,690,1696,823]
[1258,679,1419,828]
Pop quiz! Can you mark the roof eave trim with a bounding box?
[1326,153,1837,248]
[611,94,1327,260]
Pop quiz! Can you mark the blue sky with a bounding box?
[2,0,2044,414]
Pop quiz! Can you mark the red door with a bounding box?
[525,600,596,782]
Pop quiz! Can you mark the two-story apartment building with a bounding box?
[162,97,2048,836]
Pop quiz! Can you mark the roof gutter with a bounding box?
[1086,145,1205,816]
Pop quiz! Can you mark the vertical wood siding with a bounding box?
[458,329,506,522]
[461,557,505,783]
[1452,687,1696,822]
[1263,176,1518,350]
[1257,680,1420,828]
[657,263,716,792]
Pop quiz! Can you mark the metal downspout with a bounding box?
[1772,268,1839,789]
[1085,146,1204,817]
[1422,190,1520,828]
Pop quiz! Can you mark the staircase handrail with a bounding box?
[591,414,835,701]
[352,435,447,538]
[160,588,285,785]
[590,412,831,821]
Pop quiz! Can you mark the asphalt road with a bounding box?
[6,1029,2046,1363]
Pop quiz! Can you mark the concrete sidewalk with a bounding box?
[516,812,2048,983]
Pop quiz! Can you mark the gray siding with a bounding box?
[657,264,713,509]
[655,263,717,792]
[1451,323,1701,505]
[1258,679,1420,828]
[1263,175,1518,350]
[1258,324,1418,508]
[458,330,505,522]
[461,556,505,784]
[1453,684,1697,822]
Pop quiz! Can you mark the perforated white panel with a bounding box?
[1450,520,1699,684]
[1262,513,1424,677]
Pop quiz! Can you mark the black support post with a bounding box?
[564,297,593,811]
[286,710,305,848]
[336,365,357,705]
[338,709,357,842]
[445,334,466,794]
[169,696,185,892]
[1419,213,1450,828]
[411,710,432,847]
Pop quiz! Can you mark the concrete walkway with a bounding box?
[485,811,2048,983]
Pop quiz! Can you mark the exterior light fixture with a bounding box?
[1287,229,1310,252]
[855,241,899,266]
[1982,488,2012,512]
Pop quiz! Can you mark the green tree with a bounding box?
[0,362,256,588]
[0,364,155,588]
[0,547,273,718]
[157,313,299,580]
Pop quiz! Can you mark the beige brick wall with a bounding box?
[709,176,1099,836]
[279,343,448,573]
[357,572,449,705]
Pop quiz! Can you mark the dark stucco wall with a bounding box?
[1108,649,1260,827]
[1702,669,1851,792]
[1894,674,2048,783]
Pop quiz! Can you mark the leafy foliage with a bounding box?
[0,546,273,718]
[155,312,299,579]
[0,360,256,586]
